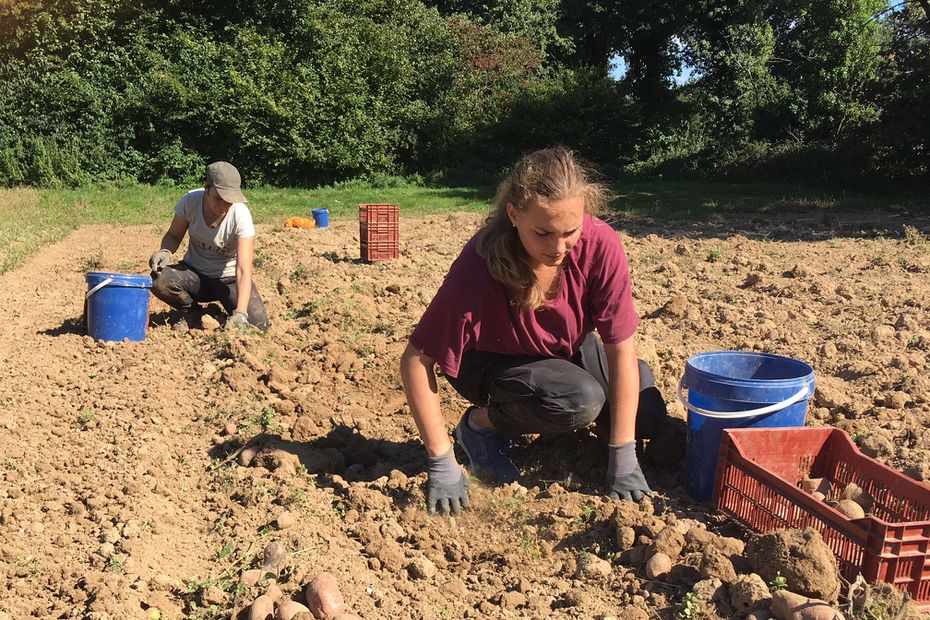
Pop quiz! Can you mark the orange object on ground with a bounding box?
[285,216,316,229]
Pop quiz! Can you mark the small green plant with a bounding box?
[290,263,316,282]
[79,248,104,272]
[286,488,307,507]
[211,511,231,532]
[76,407,98,429]
[372,322,396,336]
[892,375,915,392]
[108,555,124,574]
[677,590,706,620]
[187,605,221,620]
[253,248,269,268]
[184,575,209,594]
[251,407,277,432]
[519,534,541,560]
[769,571,787,591]
[116,259,135,272]
[907,334,923,349]
[216,543,234,560]
[281,300,323,321]
[706,246,723,263]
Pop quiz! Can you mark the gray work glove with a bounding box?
[226,310,251,331]
[607,441,652,502]
[149,249,172,272]
[426,447,470,516]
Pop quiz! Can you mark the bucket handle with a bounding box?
[85,277,114,299]
[678,379,810,419]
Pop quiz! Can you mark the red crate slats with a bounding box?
[713,427,930,610]
[359,204,399,261]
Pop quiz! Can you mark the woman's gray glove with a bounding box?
[426,447,470,515]
[149,249,172,272]
[607,441,652,502]
[226,310,251,331]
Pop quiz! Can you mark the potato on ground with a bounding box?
[305,573,346,618]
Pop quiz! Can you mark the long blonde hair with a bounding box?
[476,146,611,310]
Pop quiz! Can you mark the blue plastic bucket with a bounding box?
[85,272,152,342]
[679,351,815,501]
[312,208,329,228]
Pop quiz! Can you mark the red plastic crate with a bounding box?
[359,204,399,261]
[713,427,930,609]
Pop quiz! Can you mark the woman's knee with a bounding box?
[560,376,606,430]
[151,272,186,305]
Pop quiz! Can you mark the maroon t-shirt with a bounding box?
[410,214,639,378]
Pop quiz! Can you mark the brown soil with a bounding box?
[1,210,929,619]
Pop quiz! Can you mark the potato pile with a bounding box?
[799,479,874,519]
[244,542,361,620]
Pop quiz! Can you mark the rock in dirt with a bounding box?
[692,578,726,604]
[256,449,300,476]
[647,526,686,560]
[576,552,612,579]
[770,590,845,620]
[276,510,297,530]
[659,295,689,319]
[746,529,841,602]
[201,314,221,331]
[684,527,744,558]
[305,572,346,619]
[499,590,528,609]
[858,432,894,458]
[729,573,771,612]
[617,525,637,550]
[699,546,737,583]
[407,557,437,580]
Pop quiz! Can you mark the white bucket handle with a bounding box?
[678,378,810,419]
[85,277,114,299]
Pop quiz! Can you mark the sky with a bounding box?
[609,55,697,85]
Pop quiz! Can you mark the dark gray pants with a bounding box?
[151,262,269,331]
[445,332,666,439]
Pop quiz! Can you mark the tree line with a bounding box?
[0,0,926,188]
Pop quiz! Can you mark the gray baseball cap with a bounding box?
[205,161,247,204]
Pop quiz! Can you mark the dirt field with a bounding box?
[1,209,929,619]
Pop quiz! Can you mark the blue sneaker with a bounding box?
[454,408,519,484]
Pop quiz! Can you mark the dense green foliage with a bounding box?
[0,0,926,188]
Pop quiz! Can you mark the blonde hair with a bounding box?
[476,146,612,311]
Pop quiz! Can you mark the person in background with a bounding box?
[400,146,667,515]
[149,161,269,332]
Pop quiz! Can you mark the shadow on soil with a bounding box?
[608,209,930,243]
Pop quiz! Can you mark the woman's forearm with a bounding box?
[159,232,182,254]
[400,343,453,457]
[235,264,252,313]
[605,337,640,445]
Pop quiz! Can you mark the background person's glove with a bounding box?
[607,441,652,502]
[226,310,251,331]
[149,249,172,272]
[426,447,470,515]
